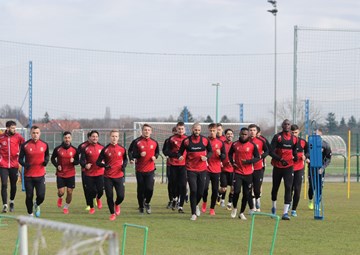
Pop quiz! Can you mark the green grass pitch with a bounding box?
[1,181,360,254]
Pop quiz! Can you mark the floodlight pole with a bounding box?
[267,0,278,134]
[212,83,220,123]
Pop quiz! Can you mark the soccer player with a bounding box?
[19,126,49,217]
[248,124,269,212]
[216,123,226,142]
[51,131,79,214]
[290,124,309,217]
[0,120,25,213]
[178,123,212,221]
[217,128,234,210]
[269,119,298,220]
[96,130,127,221]
[201,123,225,215]
[307,128,332,210]
[78,132,91,210]
[162,126,177,209]
[128,124,159,214]
[80,130,104,214]
[229,127,260,220]
[163,122,188,213]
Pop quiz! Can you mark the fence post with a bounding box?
[357,133,359,182]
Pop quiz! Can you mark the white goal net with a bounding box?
[17,216,119,255]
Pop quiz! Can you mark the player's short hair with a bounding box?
[248,124,257,130]
[31,125,40,131]
[192,122,201,129]
[224,128,233,134]
[63,131,72,137]
[110,129,120,135]
[172,126,177,132]
[240,127,248,133]
[6,120,16,128]
[216,123,223,127]
[142,124,152,130]
[176,121,185,127]
[89,130,99,136]
[291,124,299,131]
[256,126,261,132]
[87,131,91,138]
[208,123,217,129]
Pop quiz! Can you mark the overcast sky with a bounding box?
[1,0,360,125]
[2,0,360,53]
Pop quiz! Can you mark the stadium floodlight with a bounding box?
[267,0,278,134]
[212,83,220,123]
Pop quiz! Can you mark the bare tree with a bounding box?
[0,104,28,127]
[277,99,322,130]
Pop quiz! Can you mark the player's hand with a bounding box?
[318,167,324,175]
[151,156,156,161]
[201,156,207,161]
[130,160,135,164]
[280,159,288,166]
[216,149,221,156]
[220,162,223,168]
[57,165,62,171]
[302,155,306,161]
[306,159,310,164]
[140,151,146,157]
[85,163,92,170]
[70,158,74,163]
[179,156,184,161]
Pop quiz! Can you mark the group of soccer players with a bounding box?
[0,119,331,221]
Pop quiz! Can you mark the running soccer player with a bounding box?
[0,120,25,213]
[290,124,309,217]
[269,119,298,220]
[229,127,260,220]
[51,131,79,214]
[216,123,226,142]
[128,124,159,214]
[163,122,188,213]
[19,126,49,217]
[77,132,91,210]
[248,124,269,212]
[217,128,234,210]
[162,126,177,209]
[96,129,127,221]
[201,123,225,215]
[178,122,212,221]
[80,130,104,214]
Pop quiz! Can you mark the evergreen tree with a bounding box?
[178,106,194,122]
[325,112,338,133]
[204,115,213,123]
[42,112,50,123]
[220,115,230,123]
[348,115,357,129]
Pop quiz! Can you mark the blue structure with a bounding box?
[308,127,324,220]
[304,99,309,135]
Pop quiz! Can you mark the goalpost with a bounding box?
[17,215,119,255]
[133,122,253,148]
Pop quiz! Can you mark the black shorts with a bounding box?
[220,172,234,188]
[57,176,76,189]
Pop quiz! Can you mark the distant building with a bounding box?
[32,120,81,132]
